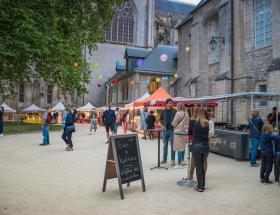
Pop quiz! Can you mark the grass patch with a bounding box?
[3,122,63,135]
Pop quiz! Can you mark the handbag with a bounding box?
[66,124,75,132]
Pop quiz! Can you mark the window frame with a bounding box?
[19,84,25,103]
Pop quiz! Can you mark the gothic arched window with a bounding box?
[106,3,134,44]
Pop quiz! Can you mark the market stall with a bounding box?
[175,92,280,160]
[0,103,16,121]
[77,102,97,123]
[22,104,44,124]
[133,87,173,134]
[51,102,65,124]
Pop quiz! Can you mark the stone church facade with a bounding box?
[176,0,280,124]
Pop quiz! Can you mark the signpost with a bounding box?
[102,134,146,200]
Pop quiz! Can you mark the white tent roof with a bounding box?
[22,104,44,112]
[125,92,150,109]
[0,103,16,113]
[51,102,65,111]
[77,102,97,111]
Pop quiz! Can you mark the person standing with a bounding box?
[172,102,189,168]
[62,106,75,151]
[160,98,177,166]
[260,124,274,184]
[0,106,4,137]
[267,107,280,128]
[140,106,149,140]
[146,110,156,139]
[114,108,120,134]
[122,110,129,134]
[274,133,280,184]
[248,110,264,167]
[40,107,52,146]
[192,108,210,192]
[102,106,116,144]
[89,108,98,134]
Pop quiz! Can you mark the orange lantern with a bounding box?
[130,80,135,86]
[73,63,79,68]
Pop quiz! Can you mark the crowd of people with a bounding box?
[248,107,280,185]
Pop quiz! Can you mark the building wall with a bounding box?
[177,0,280,124]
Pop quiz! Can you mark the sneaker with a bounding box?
[160,160,167,164]
[171,160,175,166]
[105,141,109,144]
[264,180,273,184]
[39,143,47,146]
[66,147,73,151]
[173,165,183,169]
[181,161,187,166]
[260,179,265,183]
[251,164,260,167]
[89,132,92,135]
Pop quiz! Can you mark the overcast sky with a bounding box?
[176,0,200,5]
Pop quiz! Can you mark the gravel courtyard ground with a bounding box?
[0,125,279,215]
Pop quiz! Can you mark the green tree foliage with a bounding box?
[0,0,124,97]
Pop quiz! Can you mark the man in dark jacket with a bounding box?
[160,98,177,166]
[248,110,264,167]
[102,105,116,144]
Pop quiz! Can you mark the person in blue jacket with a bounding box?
[62,106,75,151]
[273,132,280,184]
[260,124,275,184]
[248,110,264,167]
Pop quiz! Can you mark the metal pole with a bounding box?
[251,94,254,115]
[230,0,234,125]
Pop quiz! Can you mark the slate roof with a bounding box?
[134,44,178,75]
[125,47,150,58]
[268,58,280,72]
[155,0,195,15]
[190,0,210,14]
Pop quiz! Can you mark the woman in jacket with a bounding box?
[62,106,75,151]
[192,108,210,192]
[172,102,189,168]
[89,108,98,134]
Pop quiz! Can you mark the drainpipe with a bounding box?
[230,0,234,125]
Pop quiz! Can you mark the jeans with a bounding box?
[274,155,280,182]
[62,129,73,148]
[250,138,260,165]
[162,129,175,161]
[0,121,3,134]
[90,120,96,133]
[192,143,210,189]
[177,151,184,165]
[114,122,118,134]
[260,154,273,181]
[42,125,50,145]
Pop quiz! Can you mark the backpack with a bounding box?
[46,113,53,124]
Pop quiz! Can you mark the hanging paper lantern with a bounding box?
[136,59,144,67]
[113,79,118,84]
[97,84,101,87]
[174,73,178,79]
[115,60,120,66]
[93,63,99,69]
[185,46,190,52]
[156,77,161,83]
[160,54,168,62]
[98,75,103,80]
[146,79,151,86]
[105,83,108,88]
[130,80,135,86]
[73,63,79,68]
[165,76,169,81]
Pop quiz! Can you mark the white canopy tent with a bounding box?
[77,102,97,112]
[22,104,44,112]
[51,102,65,111]
[0,103,16,113]
[125,92,150,109]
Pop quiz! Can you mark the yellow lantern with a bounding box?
[73,63,79,68]
[156,77,161,83]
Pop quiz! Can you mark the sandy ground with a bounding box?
[0,124,279,215]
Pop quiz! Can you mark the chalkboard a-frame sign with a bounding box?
[102,134,146,200]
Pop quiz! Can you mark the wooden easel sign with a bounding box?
[102,134,146,200]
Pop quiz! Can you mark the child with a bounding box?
[146,110,156,140]
[274,132,280,184]
[260,124,275,184]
